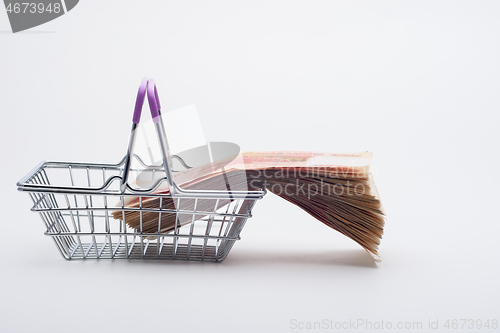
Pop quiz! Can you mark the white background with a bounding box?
[1,1,499,332]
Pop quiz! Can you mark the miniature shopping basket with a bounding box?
[17,78,266,262]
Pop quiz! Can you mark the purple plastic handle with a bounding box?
[147,79,161,123]
[132,77,148,124]
[153,82,161,111]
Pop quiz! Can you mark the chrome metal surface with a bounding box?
[18,155,264,261]
[17,80,265,261]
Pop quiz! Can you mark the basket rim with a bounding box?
[17,159,266,199]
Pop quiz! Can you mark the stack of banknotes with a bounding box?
[112,151,385,261]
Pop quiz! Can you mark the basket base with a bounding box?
[52,236,236,262]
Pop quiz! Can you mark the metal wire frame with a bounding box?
[18,79,266,262]
[18,157,264,262]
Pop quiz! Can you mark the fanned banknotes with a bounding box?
[112,151,385,261]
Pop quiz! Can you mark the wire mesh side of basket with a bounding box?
[23,163,258,262]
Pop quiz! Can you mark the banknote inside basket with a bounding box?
[112,150,385,262]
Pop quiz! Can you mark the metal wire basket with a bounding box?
[17,78,266,262]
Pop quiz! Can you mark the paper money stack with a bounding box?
[112,151,385,261]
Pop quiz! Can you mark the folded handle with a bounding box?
[147,79,161,122]
[122,77,161,192]
[122,78,171,193]
[133,77,161,125]
[146,79,176,194]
